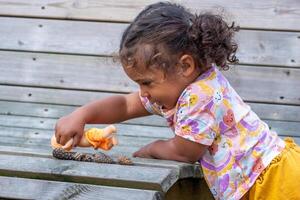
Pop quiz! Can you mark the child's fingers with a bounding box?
[54,124,61,144]
[56,134,61,144]
[59,135,72,145]
[132,151,138,157]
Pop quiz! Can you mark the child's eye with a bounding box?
[141,81,152,86]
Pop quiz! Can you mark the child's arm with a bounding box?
[55,92,150,147]
[133,135,207,163]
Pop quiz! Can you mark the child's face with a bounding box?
[124,64,187,110]
[121,44,200,110]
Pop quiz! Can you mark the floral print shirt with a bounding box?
[140,65,285,200]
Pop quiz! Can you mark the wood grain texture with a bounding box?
[0,115,172,138]
[0,52,299,105]
[0,0,299,30]
[0,144,202,179]
[0,176,163,200]
[0,114,299,145]
[0,18,299,67]
[0,1,299,198]
[1,96,300,123]
[0,153,179,192]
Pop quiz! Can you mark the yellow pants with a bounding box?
[241,138,300,200]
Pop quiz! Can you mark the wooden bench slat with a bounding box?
[0,176,163,200]
[0,114,299,142]
[0,18,299,67]
[236,29,300,67]
[0,133,297,160]
[0,153,179,192]
[0,1,298,198]
[0,144,201,180]
[1,98,300,123]
[0,115,172,138]
[0,124,168,148]
[0,99,166,127]
[0,52,299,105]
[223,66,300,105]
[0,0,299,31]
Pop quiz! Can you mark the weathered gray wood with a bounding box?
[249,103,300,122]
[0,176,163,200]
[0,115,173,138]
[1,100,300,124]
[0,100,167,127]
[2,84,298,115]
[0,153,178,192]
[0,135,139,158]
[0,113,299,141]
[0,85,111,106]
[0,52,299,105]
[0,124,168,148]
[236,29,300,67]
[0,18,299,67]
[0,144,201,179]
[1,1,298,199]
[222,65,300,105]
[0,0,299,31]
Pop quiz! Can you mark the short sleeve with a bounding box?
[174,88,216,146]
[139,91,163,116]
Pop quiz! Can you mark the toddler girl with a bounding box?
[55,2,300,200]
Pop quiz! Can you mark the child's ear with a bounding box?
[179,54,197,77]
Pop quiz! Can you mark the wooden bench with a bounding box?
[0,1,299,199]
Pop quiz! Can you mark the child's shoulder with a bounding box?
[176,65,249,124]
[180,66,228,104]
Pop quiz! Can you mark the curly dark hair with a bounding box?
[119,2,239,72]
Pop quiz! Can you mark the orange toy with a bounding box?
[51,125,118,151]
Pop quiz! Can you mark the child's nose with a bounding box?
[140,90,151,99]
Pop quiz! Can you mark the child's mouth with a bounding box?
[152,101,170,111]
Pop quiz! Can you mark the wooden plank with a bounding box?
[0,113,299,140]
[0,176,163,200]
[222,66,300,105]
[0,144,201,179]
[0,153,178,192]
[0,18,299,67]
[0,115,173,138]
[1,100,300,123]
[0,124,296,174]
[0,100,166,127]
[0,52,299,105]
[0,0,299,30]
[236,29,300,67]
[248,103,300,122]
[0,124,168,148]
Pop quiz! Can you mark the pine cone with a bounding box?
[53,148,75,160]
[93,152,115,164]
[117,156,133,165]
[52,148,133,165]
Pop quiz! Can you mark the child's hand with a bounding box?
[55,113,86,148]
[133,144,155,159]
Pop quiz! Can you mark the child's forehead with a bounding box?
[121,40,179,67]
[124,61,158,80]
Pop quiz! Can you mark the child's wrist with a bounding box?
[72,107,89,124]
